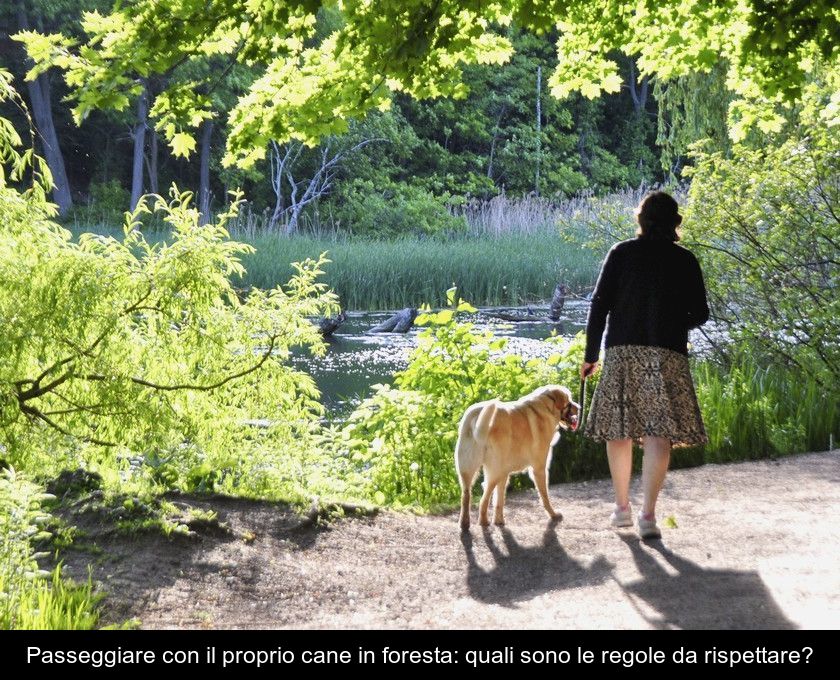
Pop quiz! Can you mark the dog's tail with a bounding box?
[455,400,496,483]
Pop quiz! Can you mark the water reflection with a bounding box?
[290,301,590,411]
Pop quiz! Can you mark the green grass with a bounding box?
[545,353,839,489]
[693,355,839,462]
[240,231,599,309]
[66,222,601,310]
[0,568,101,630]
[1,468,102,630]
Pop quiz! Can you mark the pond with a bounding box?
[289,301,590,412]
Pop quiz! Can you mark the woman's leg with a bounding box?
[606,438,633,508]
[641,436,671,517]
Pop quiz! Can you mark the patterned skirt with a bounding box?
[583,345,708,447]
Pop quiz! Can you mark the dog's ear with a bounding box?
[551,387,570,411]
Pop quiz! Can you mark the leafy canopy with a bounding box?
[0,70,361,502]
[15,1,839,167]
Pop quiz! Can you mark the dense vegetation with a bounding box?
[4,12,661,230]
[0,1,837,629]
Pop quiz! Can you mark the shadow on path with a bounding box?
[616,535,796,629]
[461,523,613,606]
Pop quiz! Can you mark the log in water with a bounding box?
[368,307,417,333]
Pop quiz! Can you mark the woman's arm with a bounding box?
[584,246,619,363]
[686,254,710,329]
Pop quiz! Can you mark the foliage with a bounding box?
[0,69,53,204]
[683,73,840,386]
[654,63,731,176]
[1,88,363,506]
[330,178,467,237]
[693,351,839,462]
[0,467,100,630]
[331,294,838,510]
[333,289,595,506]
[17,1,837,168]
[1,71,379,511]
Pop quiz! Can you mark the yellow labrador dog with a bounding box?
[455,385,579,530]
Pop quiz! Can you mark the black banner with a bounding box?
[5,629,830,673]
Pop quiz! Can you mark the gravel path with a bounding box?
[64,450,840,629]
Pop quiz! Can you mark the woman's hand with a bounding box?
[580,361,600,379]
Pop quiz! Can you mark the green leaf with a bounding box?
[170,132,197,158]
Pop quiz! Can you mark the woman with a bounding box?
[581,191,709,539]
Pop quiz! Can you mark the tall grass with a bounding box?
[693,356,839,462]
[67,189,679,310]
[452,186,653,237]
[554,354,839,485]
[239,231,600,309]
[0,468,100,630]
[66,223,601,310]
[0,568,100,630]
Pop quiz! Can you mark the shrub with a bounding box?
[334,289,601,507]
[0,83,354,502]
[683,76,840,387]
[0,467,99,629]
[330,179,467,237]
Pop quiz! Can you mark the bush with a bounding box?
[683,76,840,387]
[330,179,467,237]
[694,350,839,462]
[0,467,99,629]
[333,289,602,507]
[0,84,356,503]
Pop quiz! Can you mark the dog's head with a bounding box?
[541,385,580,431]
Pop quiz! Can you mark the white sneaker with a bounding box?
[638,512,661,540]
[610,504,633,528]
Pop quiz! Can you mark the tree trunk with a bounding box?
[549,284,566,321]
[145,127,159,195]
[368,308,418,333]
[285,202,303,236]
[198,120,214,225]
[487,104,507,181]
[130,80,149,212]
[16,3,73,215]
[628,59,649,115]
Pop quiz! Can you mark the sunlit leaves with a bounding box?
[14,0,840,166]
[0,139,341,498]
[683,77,840,384]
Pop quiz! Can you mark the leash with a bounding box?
[578,375,587,432]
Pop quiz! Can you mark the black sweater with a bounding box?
[584,237,710,363]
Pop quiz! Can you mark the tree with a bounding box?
[128,78,148,211]
[683,71,840,385]
[268,135,383,234]
[198,119,213,223]
[0,71,343,498]
[12,0,73,214]
[14,1,838,172]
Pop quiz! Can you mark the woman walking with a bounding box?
[581,191,709,539]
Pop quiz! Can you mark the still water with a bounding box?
[289,300,589,412]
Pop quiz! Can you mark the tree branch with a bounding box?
[83,334,279,392]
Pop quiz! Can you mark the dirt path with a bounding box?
[61,451,840,629]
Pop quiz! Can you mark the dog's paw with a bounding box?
[493,518,505,526]
[479,517,491,527]
[460,521,471,532]
[549,512,563,523]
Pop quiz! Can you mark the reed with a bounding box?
[238,231,600,309]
